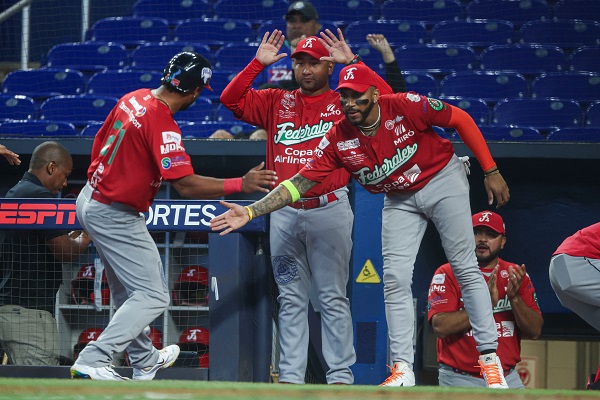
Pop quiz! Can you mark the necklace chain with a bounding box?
[153,90,171,112]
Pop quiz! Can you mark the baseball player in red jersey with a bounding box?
[71,52,276,381]
[211,43,512,388]
[549,222,600,389]
[220,29,396,384]
[428,211,543,388]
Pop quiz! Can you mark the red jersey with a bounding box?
[427,259,541,374]
[220,58,350,197]
[554,222,600,259]
[299,93,458,194]
[87,89,194,212]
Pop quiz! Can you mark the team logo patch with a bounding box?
[406,93,420,102]
[161,157,171,169]
[427,98,445,111]
[431,273,446,284]
[272,256,299,285]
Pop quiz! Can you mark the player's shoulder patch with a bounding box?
[427,97,446,111]
[431,273,446,284]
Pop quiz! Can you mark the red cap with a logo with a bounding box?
[472,211,505,235]
[291,36,329,60]
[336,63,393,95]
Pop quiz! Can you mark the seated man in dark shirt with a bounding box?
[0,141,92,365]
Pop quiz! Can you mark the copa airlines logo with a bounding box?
[274,120,333,145]
[0,203,77,226]
[353,144,418,185]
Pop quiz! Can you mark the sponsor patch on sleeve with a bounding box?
[427,98,445,111]
[431,273,446,284]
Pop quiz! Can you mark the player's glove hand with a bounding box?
[241,162,278,193]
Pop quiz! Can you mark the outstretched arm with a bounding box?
[171,162,277,199]
[0,144,20,166]
[210,173,317,235]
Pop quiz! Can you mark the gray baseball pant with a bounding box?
[438,364,525,388]
[382,155,498,368]
[75,183,168,368]
[269,188,356,384]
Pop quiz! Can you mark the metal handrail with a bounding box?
[0,0,33,70]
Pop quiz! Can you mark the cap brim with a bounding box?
[335,82,371,93]
[473,222,504,234]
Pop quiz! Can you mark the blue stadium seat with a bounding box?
[214,103,238,122]
[586,101,600,127]
[173,19,254,46]
[88,17,170,47]
[0,94,36,121]
[553,0,600,23]
[439,71,529,102]
[380,0,464,27]
[402,72,438,97]
[212,0,288,23]
[214,43,261,71]
[0,120,78,137]
[467,0,551,27]
[307,0,378,24]
[532,72,600,103]
[570,46,600,73]
[344,21,429,46]
[439,96,491,125]
[180,120,256,138]
[46,42,128,74]
[176,97,215,122]
[2,68,86,98]
[348,43,391,74]
[431,20,515,48]
[479,125,544,141]
[492,98,583,131]
[39,95,118,127]
[256,20,339,43]
[87,70,163,98]
[130,42,212,71]
[132,0,212,25]
[547,127,600,142]
[81,122,104,137]
[479,44,567,75]
[394,45,478,75]
[520,20,600,49]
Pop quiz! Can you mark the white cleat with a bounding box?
[132,344,181,381]
[478,353,509,389]
[70,364,129,380]
[379,361,416,387]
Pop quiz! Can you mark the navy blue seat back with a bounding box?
[89,17,170,47]
[0,94,36,121]
[2,68,86,98]
[256,20,339,43]
[214,43,261,71]
[130,42,212,71]
[431,20,515,48]
[308,0,378,23]
[553,0,600,22]
[467,0,551,27]
[532,72,600,103]
[176,97,215,122]
[0,120,78,137]
[586,102,600,127]
[479,125,544,141]
[46,42,128,73]
[132,0,212,25]
[81,122,104,137]
[547,127,600,142]
[439,96,491,125]
[570,46,600,73]
[344,20,429,46]
[439,71,529,102]
[394,45,478,74]
[493,98,583,130]
[212,0,288,24]
[174,19,254,45]
[402,72,438,97]
[40,95,119,127]
[520,20,600,49]
[87,70,163,98]
[380,0,464,27]
[479,44,567,74]
[180,120,256,138]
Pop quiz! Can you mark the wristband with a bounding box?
[244,206,253,222]
[347,54,362,65]
[279,180,301,203]
[484,169,500,178]
[223,177,243,195]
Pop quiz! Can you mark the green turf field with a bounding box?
[0,379,599,400]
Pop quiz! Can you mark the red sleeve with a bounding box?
[427,265,463,321]
[220,58,279,128]
[150,121,194,180]
[519,274,542,314]
[448,106,496,171]
[299,127,343,182]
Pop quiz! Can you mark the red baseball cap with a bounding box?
[472,211,505,235]
[336,63,378,93]
[291,36,329,60]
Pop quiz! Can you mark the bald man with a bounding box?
[0,141,92,365]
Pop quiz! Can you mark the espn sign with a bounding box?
[0,199,267,233]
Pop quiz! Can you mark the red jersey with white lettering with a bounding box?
[220,58,349,197]
[87,89,194,212]
[427,259,541,374]
[299,93,459,194]
[554,222,600,259]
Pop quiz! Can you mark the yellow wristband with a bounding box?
[244,206,253,221]
[279,180,301,203]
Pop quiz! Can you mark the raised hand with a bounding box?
[210,200,251,235]
[256,30,288,67]
[366,34,395,63]
[484,171,510,209]
[241,161,278,193]
[318,28,355,64]
[506,264,526,300]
